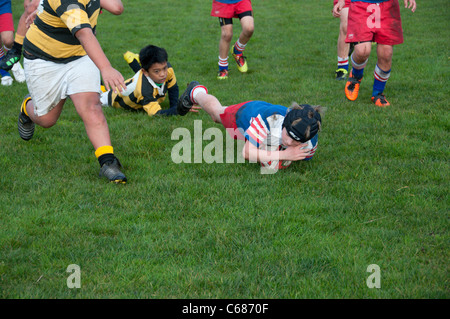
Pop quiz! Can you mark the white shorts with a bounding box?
[24,55,101,116]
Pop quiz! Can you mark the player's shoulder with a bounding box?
[166,62,176,80]
[167,61,176,73]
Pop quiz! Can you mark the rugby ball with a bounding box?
[260,145,292,170]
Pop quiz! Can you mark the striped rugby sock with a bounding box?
[372,64,391,96]
[233,39,246,55]
[218,56,228,71]
[338,56,349,72]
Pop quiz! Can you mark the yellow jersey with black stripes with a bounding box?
[108,65,178,116]
[23,0,100,63]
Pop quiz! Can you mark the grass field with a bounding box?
[0,0,448,299]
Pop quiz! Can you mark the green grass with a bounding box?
[0,0,448,299]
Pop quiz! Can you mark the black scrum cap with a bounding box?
[283,104,321,142]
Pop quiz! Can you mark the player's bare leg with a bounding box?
[70,92,111,150]
[71,92,126,183]
[24,99,65,128]
[336,7,350,80]
[375,44,393,71]
[218,23,233,79]
[345,42,371,100]
[219,24,233,62]
[192,92,226,124]
[371,44,393,107]
[231,15,253,73]
[237,15,254,47]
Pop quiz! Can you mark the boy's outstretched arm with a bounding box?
[242,140,310,163]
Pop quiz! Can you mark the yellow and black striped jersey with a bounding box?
[108,64,178,116]
[23,0,100,63]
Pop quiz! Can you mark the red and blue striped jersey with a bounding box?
[235,101,318,160]
[235,101,287,148]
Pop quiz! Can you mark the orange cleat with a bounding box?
[345,71,363,101]
[371,93,390,107]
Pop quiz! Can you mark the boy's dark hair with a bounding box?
[139,45,168,70]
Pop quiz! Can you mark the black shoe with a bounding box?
[335,68,348,81]
[0,47,21,71]
[18,94,35,141]
[177,81,200,116]
[99,157,127,184]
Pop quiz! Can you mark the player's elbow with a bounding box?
[106,4,124,15]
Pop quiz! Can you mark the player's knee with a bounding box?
[354,45,370,61]
[87,101,104,114]
[0,33,14,48]
[37,114,59,128]
[221,29,233,42]
[40,121,56,129]
[2,39,14,49]
[242,24,254,38]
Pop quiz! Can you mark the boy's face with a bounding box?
[281,127,303,147]
[143,61,168,84]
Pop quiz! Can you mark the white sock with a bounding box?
[191,85,208,104]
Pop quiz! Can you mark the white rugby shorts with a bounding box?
[23,55,101,116]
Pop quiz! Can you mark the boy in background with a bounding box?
[211,0,254,80]
[334,0,417,107]
[332,0,352,80]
